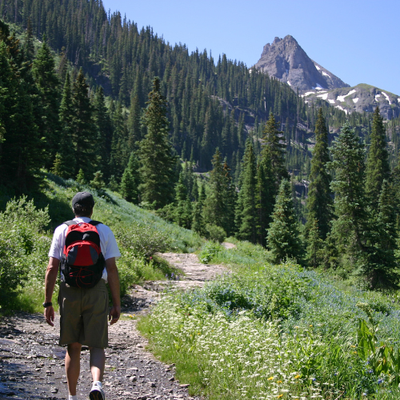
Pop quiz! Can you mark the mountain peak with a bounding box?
[254,36,349,92]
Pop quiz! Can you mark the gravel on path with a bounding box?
[0,251,230,400]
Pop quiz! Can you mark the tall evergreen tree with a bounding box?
[329,123,369,270]
[109,101,128,180]
[0,28,42,191]
[305,217,325,268]
[261,112,288,188]
[266,179,303,264]
[70,69,98,180]
[256,112,288,245]
[256,149,274,246]
[366,179,399,288]
[53,73,75,178]
[365,107,390,209]
[139,77,176,209]
[127,94,143,151]
[32,37,60,168]
[192,183,206,236]
[93,86,113,177]
[236,138,257,243]
[120,152,140,204]
[174,172,192,229]
[305,108,333,240]
[203,149,229,234]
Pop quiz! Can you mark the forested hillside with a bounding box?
[2,0,400,289]
[0,0,383,174]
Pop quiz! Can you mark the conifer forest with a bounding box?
[1,0,400,289]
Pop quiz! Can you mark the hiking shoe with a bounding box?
[89,382,105,400]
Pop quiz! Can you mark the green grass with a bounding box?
[0,174,204,314]
[138,241,400,399]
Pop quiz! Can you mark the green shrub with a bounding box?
[205,224,226,243]
[0,197,50,308]
[198,241,223,264]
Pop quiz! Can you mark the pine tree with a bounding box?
[23,17,35,62]
[93,86,113,178]
[256,112,288,245]
[266,179,303,264]
[305,108,333,240]
[221,159,236,237]
[329,123,369,270]
[192,183,207,236]
[174,172,192,229]
[0,31,42,191]
[365,179,399,288]
[236,138,257,243]
[139,77,176,209]
[53,73,75,178]
[262,112,288,188]
[120,152,140,204]
[255,150,274,246]
[70,69,98,180]
[365,107,390,209]
[203,149,227,232]
[32,37,61,168]
[305,217,325,268]
[109,101,129,180]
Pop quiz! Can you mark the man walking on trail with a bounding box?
[44,191,121,400]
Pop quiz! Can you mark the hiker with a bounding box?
[44,191,121,400]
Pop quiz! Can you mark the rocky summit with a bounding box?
[254,35,349,92]
[254,35,400,119]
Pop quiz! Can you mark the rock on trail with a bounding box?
[0,250,230,399]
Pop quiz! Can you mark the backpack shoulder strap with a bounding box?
[63,220,76,226]
[89,220,102,226]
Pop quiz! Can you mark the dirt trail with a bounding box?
[0,250,230,400]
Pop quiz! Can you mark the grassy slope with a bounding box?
[138,241,400,399]
[1,173,203,313]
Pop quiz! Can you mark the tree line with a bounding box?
[0,0,382,178]
[190,107,400,289]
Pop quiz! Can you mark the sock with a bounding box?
[92,380,102,388]
[68,395,77,400]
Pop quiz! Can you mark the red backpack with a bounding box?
[60,220,105,288]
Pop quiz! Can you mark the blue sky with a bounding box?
[101,0,400,96]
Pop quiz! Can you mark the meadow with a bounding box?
[2,178,400,398]
[138,241,400,399]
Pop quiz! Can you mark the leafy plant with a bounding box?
[198,241,222,264]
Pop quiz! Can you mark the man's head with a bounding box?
[72,191,94,217]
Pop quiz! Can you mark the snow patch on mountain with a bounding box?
[337,89,357,102]
[317,93,329,100]
[382,92,391,105]
[335,105,348,114]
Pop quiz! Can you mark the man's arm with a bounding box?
[105,257,121,325]
[44,257,60,327]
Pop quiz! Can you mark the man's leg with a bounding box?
[65,342,82,396]
[89,347,105,382]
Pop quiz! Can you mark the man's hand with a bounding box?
[109,305,121,325]
[44,257,59,327]
[44,306,55,327]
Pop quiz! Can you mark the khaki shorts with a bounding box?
[58,280,109,348]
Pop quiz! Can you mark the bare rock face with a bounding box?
[254,35,349,92]
[302,84,400,120]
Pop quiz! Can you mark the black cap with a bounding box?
[72,192,95,209]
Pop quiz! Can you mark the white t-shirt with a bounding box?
[48,217,121,282]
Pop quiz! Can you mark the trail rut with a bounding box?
[0,251,229,400]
